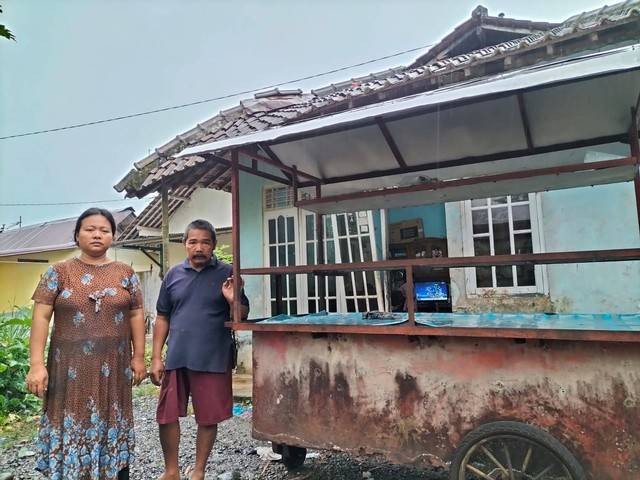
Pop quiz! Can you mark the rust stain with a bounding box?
[252,332,640,479]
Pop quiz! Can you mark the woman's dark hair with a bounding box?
[183,219,217,244]
[74,208,117,245]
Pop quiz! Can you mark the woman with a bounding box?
[26,208,146,480]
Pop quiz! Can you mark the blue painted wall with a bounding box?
[387,204,447,238]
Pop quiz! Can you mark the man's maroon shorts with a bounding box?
[156,368,232,426]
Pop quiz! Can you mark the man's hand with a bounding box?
[25,363,48,398]
[222,275,244,304]
[150,358,165,386]
[131,357,146,386]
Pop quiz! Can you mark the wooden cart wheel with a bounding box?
[449,421,585,480]
[281,445,307,470]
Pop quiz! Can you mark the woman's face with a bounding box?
[76,214,113,256]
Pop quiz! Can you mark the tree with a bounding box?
[1,5,15,41]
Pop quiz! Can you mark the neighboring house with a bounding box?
[115,187,233,317]
[0,208,154,311]
[115,1,640,331]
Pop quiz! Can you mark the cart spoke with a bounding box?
[502,443,515,480]
[521,446,532,473]
[481,445,508,474]
[465,464,496,480]
[531,464,553,480]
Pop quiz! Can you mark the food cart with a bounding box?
[176,44,640,479]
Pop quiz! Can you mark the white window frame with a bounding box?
[461,193,548,296]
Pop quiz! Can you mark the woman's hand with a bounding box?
[150,358,165,386]
[25,363,48,398]
[131,357,147,386]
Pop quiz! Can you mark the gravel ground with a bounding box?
[0,394,448,480]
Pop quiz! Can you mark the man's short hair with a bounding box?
[183,219,217,244]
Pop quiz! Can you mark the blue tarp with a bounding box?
[258,311,640,331]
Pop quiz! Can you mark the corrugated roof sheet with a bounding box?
[0,208,135,257]
[114,0,640,197]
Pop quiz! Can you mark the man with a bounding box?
[150,219,249,480]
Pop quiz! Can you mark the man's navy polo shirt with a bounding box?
[156,257,249,373]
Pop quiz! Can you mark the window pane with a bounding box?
[350,238,361,263]
[288,274,297,297]
[270,275,276,296]
[324,217,334,239]
[476,266,493,288]
[517,265,535,286]
[306,214,315,241]
[491,196,507,205]
[514,234,533,254]
[289,301,297,315]
[278,245,286,266]
[496,265,514,287]
[287,245,295,266]
[277,216,285,243]
[472,209,489,234]
[355,272,365,296]
[345,276,354,295]
[286,217,295,243]
[306,243,316,265]
[271,301,277,315]
[307,275,316,297]
[512,193,529,202]
[361,237,373,262]
[491,207,511,255]
[357,299,367,312]
[346,299,355,311]
[471,198,487,207]
[328,299,337,312]
[268,219,276,243]
[269,246,277,266]
[337,215,347,237]
[370,299,379,311]
[347,213,358,235]
[512,205,531,231]
[308,300,317,314]
[328,277,336,296]
[473,237,491,256]
[326,241,336,262]
[339,239,349,262]
[365,271,375,292]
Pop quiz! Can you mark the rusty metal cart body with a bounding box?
[175,45,640,479]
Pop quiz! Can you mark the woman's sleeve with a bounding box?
[126,268,144,310]
[31,264,61,305]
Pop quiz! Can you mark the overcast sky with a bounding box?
[0,0,605,227]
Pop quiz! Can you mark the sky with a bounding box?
[0,0,606,228]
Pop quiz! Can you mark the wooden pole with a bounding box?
[405,266,415,326]
[630,107,640,237]
[160,185,170,278]
[315,184,326,312]
[231,150,241,323]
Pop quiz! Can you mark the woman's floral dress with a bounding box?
[31,258,143,480]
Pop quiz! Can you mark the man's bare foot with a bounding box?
[158,472,181,480]
[183,465,205,480]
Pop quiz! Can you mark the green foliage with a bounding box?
[0,5,16,41]
[215,244,233,264]
[0,308,39,421]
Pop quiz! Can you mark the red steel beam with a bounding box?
[375,117,407,168]
[297,133,628,188]
[231,150,241,324]
[296,156,637,208]
[226,321,640,343]
[238,146,322,183]
[239,248,640,275]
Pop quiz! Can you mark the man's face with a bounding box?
[184,228,215,268]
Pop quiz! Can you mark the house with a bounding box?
[115,2,640,332]
[0,208,154,311]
